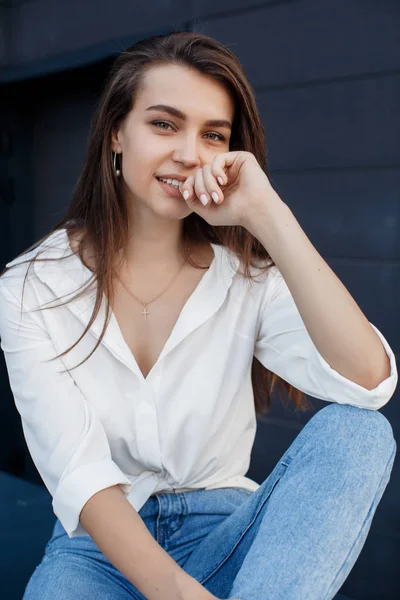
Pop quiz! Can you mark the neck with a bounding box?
[121,226,188,270]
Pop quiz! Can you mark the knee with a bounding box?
[309,403,396,465]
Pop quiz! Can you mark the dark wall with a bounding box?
[0,1,399,598]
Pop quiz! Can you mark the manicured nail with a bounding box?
[217,176,224,185]
[200,194,208,206]
[212,192,219,203]
[183,190,189,200]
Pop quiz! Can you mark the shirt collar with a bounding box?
[9,228,240,380]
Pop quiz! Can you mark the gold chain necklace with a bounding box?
[115,242,191,322]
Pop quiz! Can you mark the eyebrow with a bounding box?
[145,104,232,130]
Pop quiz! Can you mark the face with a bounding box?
[111,64,235,220]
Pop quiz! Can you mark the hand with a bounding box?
[179,150,279,229]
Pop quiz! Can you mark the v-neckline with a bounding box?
[32,230,238,382]
[111,244,218,381]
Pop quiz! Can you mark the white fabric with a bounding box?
[0,229,397,537]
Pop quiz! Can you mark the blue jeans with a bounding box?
[23,403,396,600]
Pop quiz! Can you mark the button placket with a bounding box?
[136,388,161,469]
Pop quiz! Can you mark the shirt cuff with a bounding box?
[52,458,133,537]
[313,322,398,410]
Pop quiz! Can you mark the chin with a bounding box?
[150,193,192,217]
[156,203,193,220]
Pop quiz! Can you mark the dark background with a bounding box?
[0,1,399,599]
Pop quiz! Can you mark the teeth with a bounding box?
[158,177,181,189]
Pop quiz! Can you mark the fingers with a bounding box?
[195,167,214,206]
[180,165,226,207]
[180,175,194,202]
[201,164,225,205]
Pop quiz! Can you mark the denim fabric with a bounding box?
[23,403,396,600]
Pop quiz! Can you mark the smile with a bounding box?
[156,177,182,189]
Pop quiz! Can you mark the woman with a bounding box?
[0,31,397,600]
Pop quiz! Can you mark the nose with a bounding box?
[172,134,202,169]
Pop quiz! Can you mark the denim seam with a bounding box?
[179,492,189,521]
[155,495,162,545]
[199,462,289,585]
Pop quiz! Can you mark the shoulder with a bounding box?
[0,229,69,297]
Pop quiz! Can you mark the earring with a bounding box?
[113,151,121,176]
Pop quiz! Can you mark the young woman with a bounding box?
[0,31,397,600]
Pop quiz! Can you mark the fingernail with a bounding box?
[200,194,208,206]
[182,190,189,200]
[212,192,219,203]
[217,176,224,185]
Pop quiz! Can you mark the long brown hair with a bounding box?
[0,31,313,416]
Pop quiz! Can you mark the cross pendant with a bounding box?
[142,305,150,322]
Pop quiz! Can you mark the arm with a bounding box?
[244,194,391,390]
[80,485,213,600]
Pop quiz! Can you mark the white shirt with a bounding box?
[0,229,397,538]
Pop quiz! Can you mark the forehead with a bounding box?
[135,64,235,120]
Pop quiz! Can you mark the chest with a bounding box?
[111,264,211,379]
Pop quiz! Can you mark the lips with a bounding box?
[156,177,184,198]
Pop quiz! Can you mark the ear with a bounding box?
[111,127,122,153]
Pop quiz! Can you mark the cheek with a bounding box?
[122,148,153,187]
[129,137,164,176]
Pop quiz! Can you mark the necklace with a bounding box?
[116,241,191,322]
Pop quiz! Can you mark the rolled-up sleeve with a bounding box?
[0,282,133,537]
[254,269,398,410]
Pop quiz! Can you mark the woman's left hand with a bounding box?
[179,150,282,229]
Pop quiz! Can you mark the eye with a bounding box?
[152,120,174,131]
[151,121,226,142]
[204,132,226,142]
